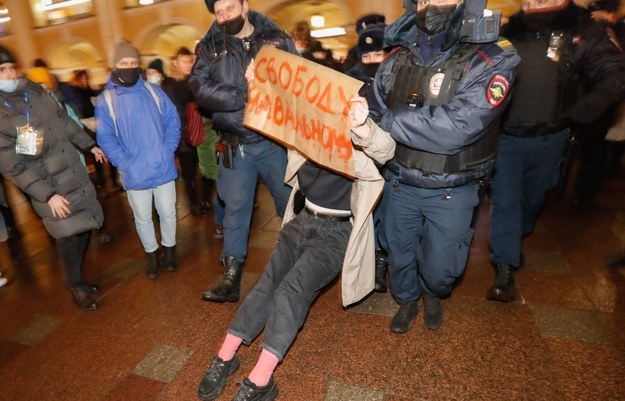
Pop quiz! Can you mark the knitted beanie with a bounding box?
[109,39,139,68]
[147,58,164,75]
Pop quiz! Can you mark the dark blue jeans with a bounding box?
[383,178,479,303]
[228,211,351,361]
[217,140,291,262]
[489,130,569,267]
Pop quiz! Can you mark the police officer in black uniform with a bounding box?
[487,0,625,302]
[372,0,520,333]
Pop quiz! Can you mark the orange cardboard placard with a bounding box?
[244,45,363,177]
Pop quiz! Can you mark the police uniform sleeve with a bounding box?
[379,42,520,155]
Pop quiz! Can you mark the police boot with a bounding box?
[146,250,160,279]
[374,249,388,292]
[163,246,178,272]
[201,257,243,303]
[486,262,515,302]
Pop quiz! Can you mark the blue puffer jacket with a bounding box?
[95,76,180,190]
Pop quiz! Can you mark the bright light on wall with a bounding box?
[310,15,325,28]
[139,0,155,4]
[0,9,9,16]
[36,0,91,11]
[310,27,346,38]
[0,17,10,23]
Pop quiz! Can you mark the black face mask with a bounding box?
[520,11,560,31]
[220,14,246,36]
[112,67,141,87]
[362,63,381,78]
[415,6,457,35]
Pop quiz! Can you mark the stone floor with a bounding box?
[1,169,625,401]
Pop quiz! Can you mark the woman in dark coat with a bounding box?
[0,45,106,310]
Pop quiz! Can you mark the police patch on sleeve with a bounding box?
[487,74,509,107]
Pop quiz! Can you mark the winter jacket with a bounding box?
[372,7,521,189]
[190,11,297,144]
[0,79,103,239]
[502,3,625,135]
[95,76,180,191]
[282,121,395,306]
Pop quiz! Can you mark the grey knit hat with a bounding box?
[109,39,139,68]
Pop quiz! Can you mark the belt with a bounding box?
[304,207,351,222]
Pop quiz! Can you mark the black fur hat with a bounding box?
[355,13,386,33]
[0,45,16,65]
[357,24,386,56]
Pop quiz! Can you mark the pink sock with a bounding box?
[247,349,279,386]
[217,333,243,361]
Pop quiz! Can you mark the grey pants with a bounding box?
[229,211,351,361]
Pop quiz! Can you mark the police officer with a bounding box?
[487,0,625,303]
[190,0,295,303]
[372,0,520,333]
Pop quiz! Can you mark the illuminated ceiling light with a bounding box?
[139,0,155,4]
[310,15,325,28]
[0,16,10,23]
[310,27,346,38]
[0,9,9,16]
[36,0,91,11]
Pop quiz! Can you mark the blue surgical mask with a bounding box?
[0,79,18,93]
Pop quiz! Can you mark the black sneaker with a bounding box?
[198,356,240,401]
[423,293,442,330]
[389,300,418,334]
[231,377,278,401]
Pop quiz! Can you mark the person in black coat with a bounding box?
[487,0,625,302]
[0,45,107,310]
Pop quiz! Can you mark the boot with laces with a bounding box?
[198,356,240,401]
[231,376,278,401]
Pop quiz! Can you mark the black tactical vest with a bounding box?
[386,44,500,175]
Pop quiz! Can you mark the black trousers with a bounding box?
[55,231,91,288]
[178,150,199,206]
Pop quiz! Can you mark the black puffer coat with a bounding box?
[0,79,103,239]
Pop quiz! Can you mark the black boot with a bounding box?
[374,249,388,292]
[486,262,516,302]
[423,293,442,330]
[147,250,160,279]
[163,246,178,272]
[69,287,98,311]
[389,300,418,334]
[201,256,243,303]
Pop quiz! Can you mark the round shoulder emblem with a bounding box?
[429,73,445,97]
[487,74,509,107]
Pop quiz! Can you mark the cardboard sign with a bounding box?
[244,46,363,177]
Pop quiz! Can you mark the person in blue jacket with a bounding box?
[96,39,181,279]
[371,0,520,333]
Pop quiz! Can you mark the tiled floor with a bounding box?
[1,170,625,401]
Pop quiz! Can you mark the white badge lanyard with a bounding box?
[4,91,42,156]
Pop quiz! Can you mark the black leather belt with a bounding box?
[305,207,351,222]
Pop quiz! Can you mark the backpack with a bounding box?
[184,102,205,146]
[102,81,162,138]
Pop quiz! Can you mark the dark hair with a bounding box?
[175,47,193,58]
[33,58,48,68]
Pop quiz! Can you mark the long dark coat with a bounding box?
[0,79,103,239]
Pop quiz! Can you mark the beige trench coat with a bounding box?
[282,121,396,306]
